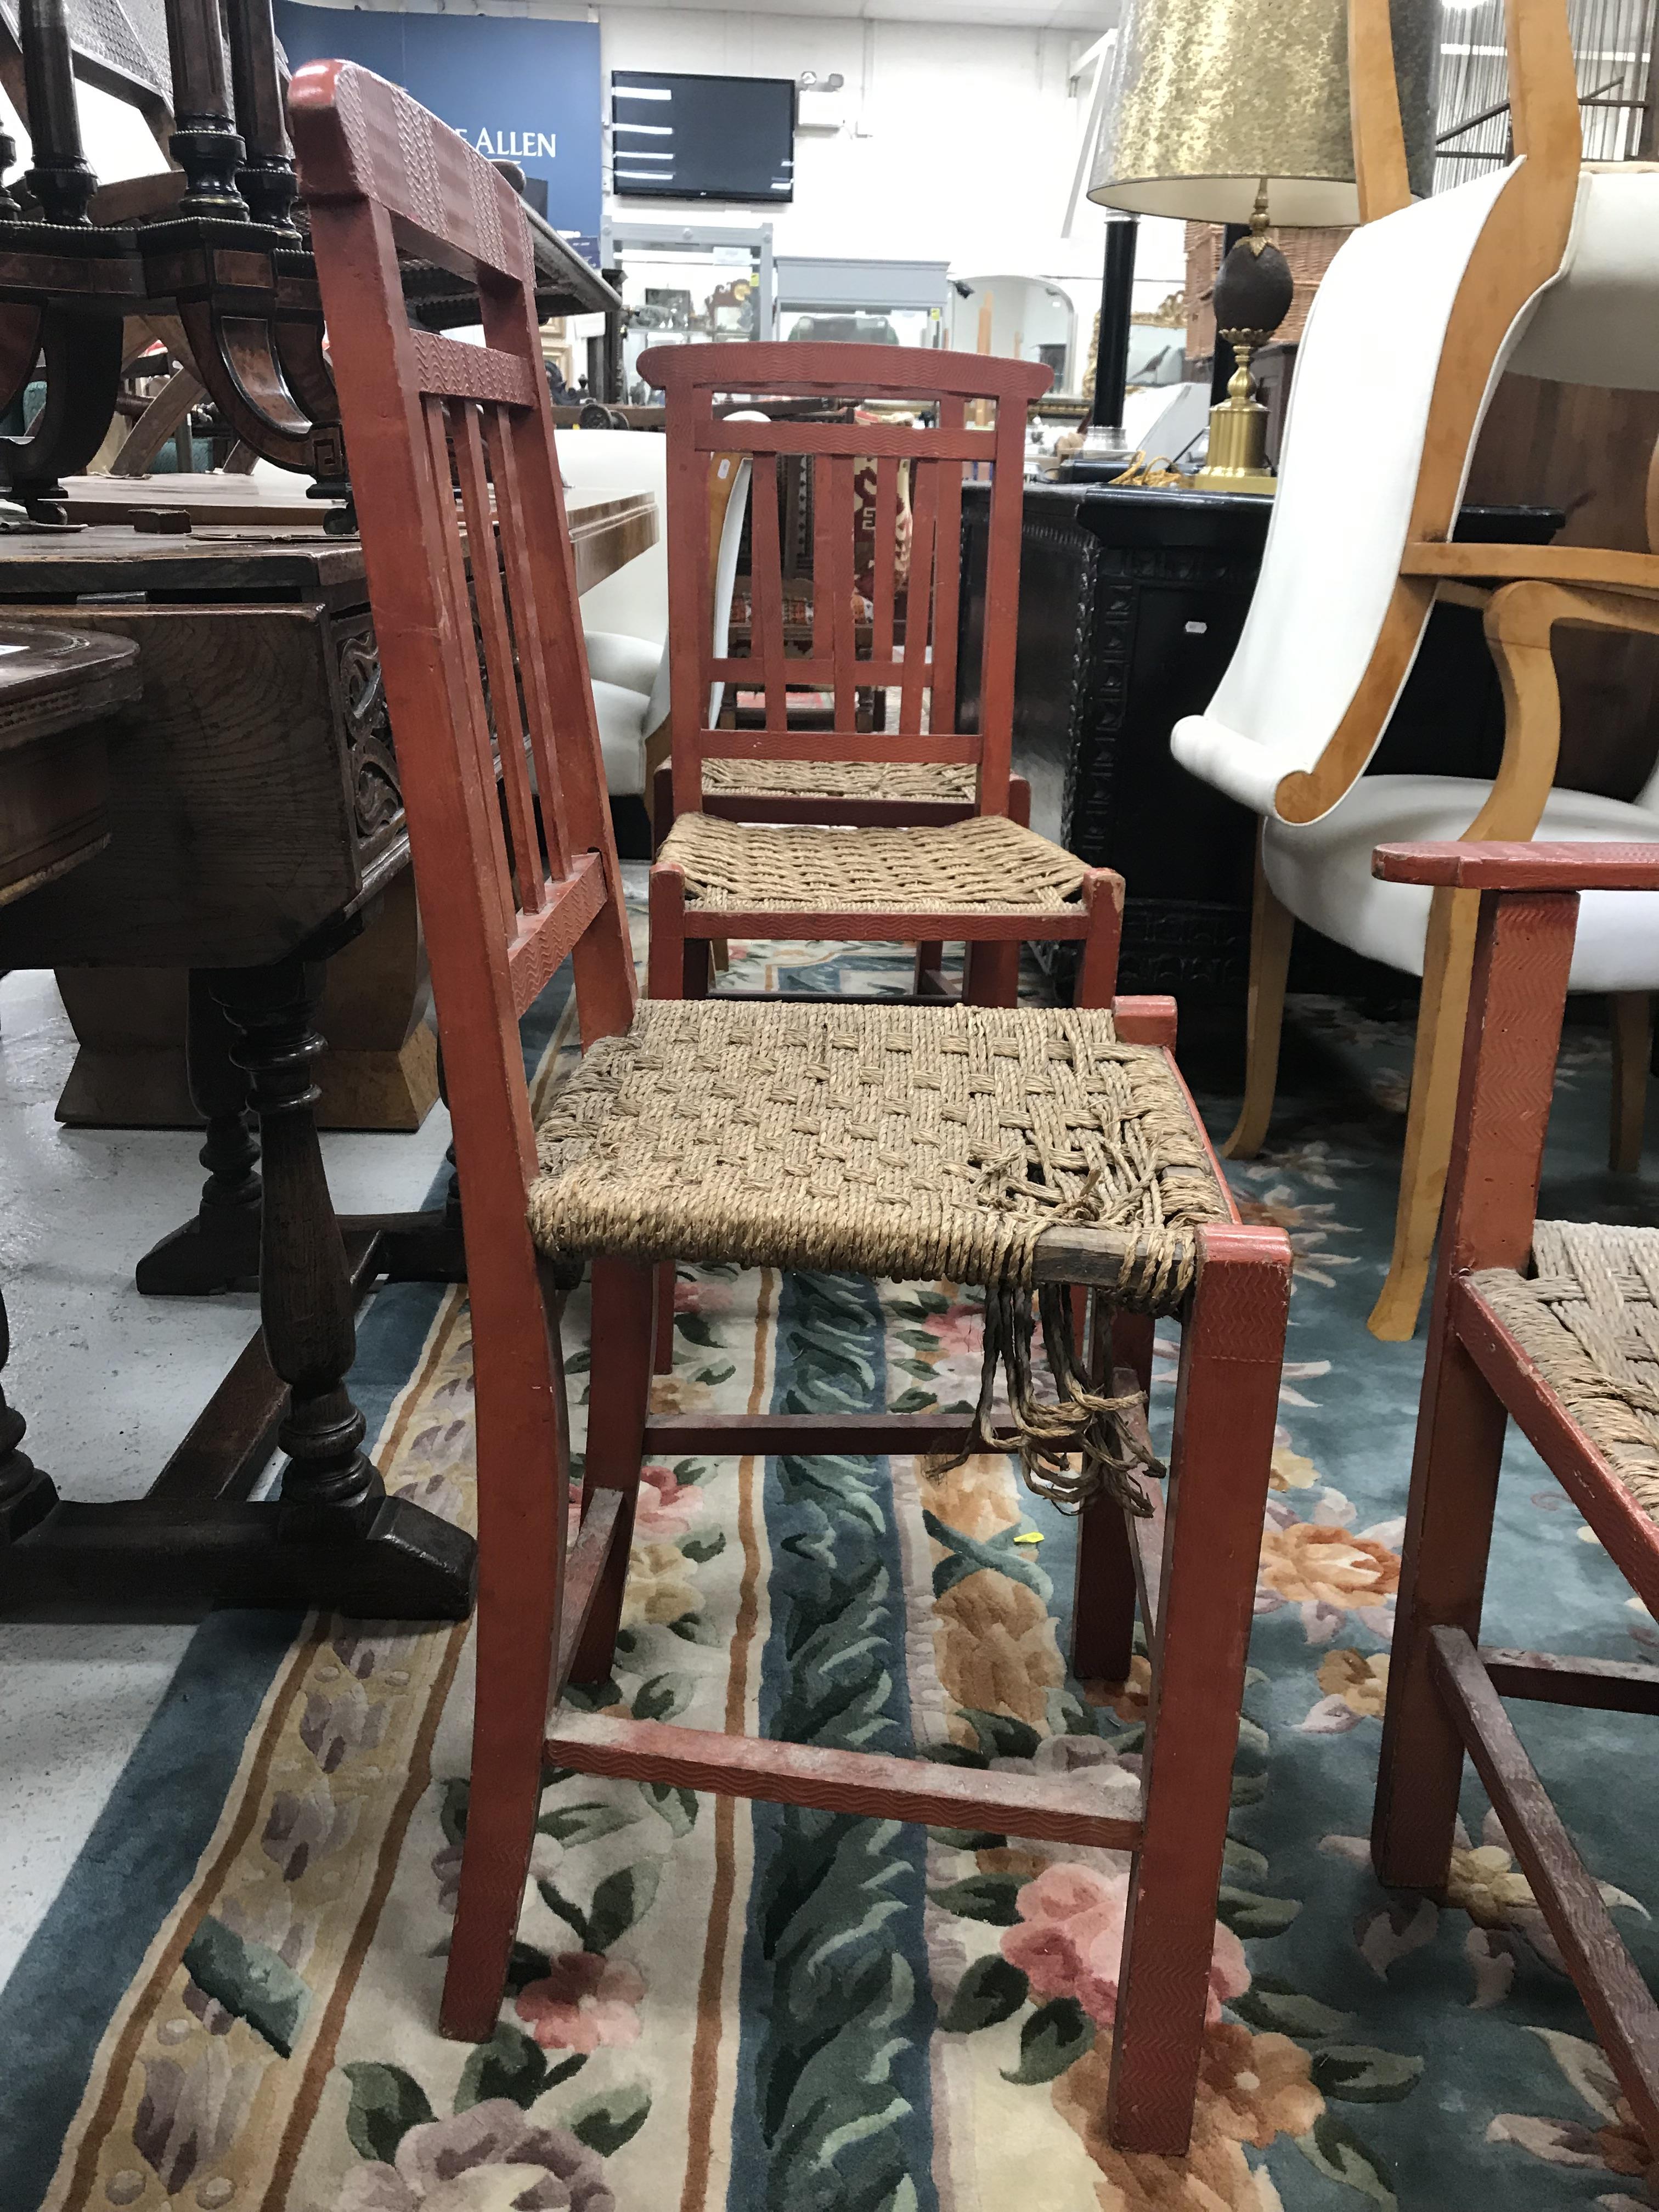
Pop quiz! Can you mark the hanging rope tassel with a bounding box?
[949,1282,1160,1517]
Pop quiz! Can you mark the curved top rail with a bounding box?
[639,340,1052,405]
[289,58,532,291]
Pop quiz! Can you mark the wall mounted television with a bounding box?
[611,71,795,204]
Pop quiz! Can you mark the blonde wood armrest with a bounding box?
[1348,0,1412,222]
[1404,543,1659,594]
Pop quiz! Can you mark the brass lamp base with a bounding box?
[1192,341,1276,498]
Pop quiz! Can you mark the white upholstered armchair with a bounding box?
[559,424,754,799]
[1173,0,1659,1339]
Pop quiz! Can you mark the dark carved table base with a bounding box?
[0,953,476,1622]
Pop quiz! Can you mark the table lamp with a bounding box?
[1086,0,1437,492]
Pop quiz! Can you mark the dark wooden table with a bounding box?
[0,492,656,1621]
[0,622,143,1577]
[0,621,138,901]
[958,482,1561,997]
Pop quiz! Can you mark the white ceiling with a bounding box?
[600,0,1109,20]
[415,0,1117,30]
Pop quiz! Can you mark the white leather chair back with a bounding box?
[1171,163,1553,822]
[1508,166,1659,390]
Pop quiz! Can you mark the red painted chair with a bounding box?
[1371,837,1659,2144]
[643,341,1124,1017]
[293,59,1293,2157]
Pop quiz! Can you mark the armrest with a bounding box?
[1372,840,1659,891]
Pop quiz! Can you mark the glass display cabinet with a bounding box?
[772,257,949,349]
[608,221,774,399]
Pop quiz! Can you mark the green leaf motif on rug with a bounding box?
[957,1707,1044,1762]
[632,1672,692,1723]
[504,1941,554,1996]
[566,2081,652,2157]
[455,2022,568,2112]
[1216,1883,1302,1938]
[1001,1997,1095,2084]
[928,1874,1024,1925]
[1311,2045,1426,2103]
[938,1955,1029,2033]
[180,1914,311,2058]
[641,1780,699,1835]
[438,1776,469,1846]
[341,2062,436,2163]
[588,1861,661,1952]
[924,1509,1052,1601]
[1229,1975,1356,2039]
[1294,2112,1398,2208]
[536,1799,637,1848]
[888,1384,938,1413]
[535,1878,590,1948]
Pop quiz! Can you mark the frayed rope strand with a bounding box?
[944,1283,1159,1517]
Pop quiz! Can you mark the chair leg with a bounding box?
[1071,1304,1150,1684]
[1371,1318,1509,1892]
[1108,1227,1290,2155]
[1224,830,1294,1160]
[1075,870,1125,1010]
[569,1256,653,1686]
[442,1273,571,2042]
[1610,992,1651,1173]
[647,864,686,1003]
[654,1262,676,1375]
[912,943,948,997]
[1369,886,1480,1342]
[964,938,1021,1007]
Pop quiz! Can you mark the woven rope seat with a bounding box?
[657,810,1087,913]
[529,998,1231,1509]
[699,759,979,803]
[1475,1221,1659,1523]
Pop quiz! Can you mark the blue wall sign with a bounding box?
[274,6,603,261]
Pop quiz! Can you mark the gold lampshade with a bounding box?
[1087,0,1438,227]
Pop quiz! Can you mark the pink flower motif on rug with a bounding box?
[516,1952,646,2052]
[633,1464,703,1542]
[931,1301,987,1361]
[330,2098,613,2211]
[1001,1865,1248,2029]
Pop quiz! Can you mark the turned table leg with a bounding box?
[135,970,263,1295]
[211,956,383,1539]
[0,956,474,1618]
[0,1284,57,1543]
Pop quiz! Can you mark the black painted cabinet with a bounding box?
[957,483,1559,997]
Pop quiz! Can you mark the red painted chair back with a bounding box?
[289,60,637,1210]
[640,342,1051,821]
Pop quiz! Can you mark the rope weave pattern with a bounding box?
[1475,1221,1659,1519]
[529,1000,1229,1511]
[658,810,1089,913]
[701,759,978,803]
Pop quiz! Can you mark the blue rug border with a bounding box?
[0,960,576,2212]
[0,1266,449,2212]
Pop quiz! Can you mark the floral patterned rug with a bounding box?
[5,934,1659,2212]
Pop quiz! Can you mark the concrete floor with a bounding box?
[0,968,454,1983]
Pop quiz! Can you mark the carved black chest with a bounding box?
[958,483,1559,998]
